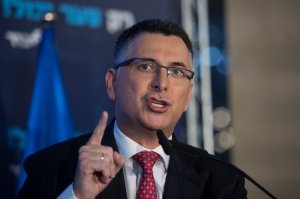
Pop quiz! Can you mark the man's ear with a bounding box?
[105,68,116,100]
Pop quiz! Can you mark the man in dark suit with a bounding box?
[17,19,247,199]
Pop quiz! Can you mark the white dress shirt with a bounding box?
[57,121,170,199]
[114,121,170,199]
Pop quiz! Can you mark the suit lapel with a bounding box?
[162,143,209,199]
[96,119,128,199]
[97,169,127,199]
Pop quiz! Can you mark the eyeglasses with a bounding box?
[114,57,194,80]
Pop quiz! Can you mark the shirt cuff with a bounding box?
[57,183,78,199]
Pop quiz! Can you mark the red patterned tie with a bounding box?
[133,151,160,199]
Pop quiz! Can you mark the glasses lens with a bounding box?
[170,67,194,80]
[134,60,156,73]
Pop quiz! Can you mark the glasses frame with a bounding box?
[114,57,194,80]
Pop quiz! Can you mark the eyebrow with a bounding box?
[170,61,187,68]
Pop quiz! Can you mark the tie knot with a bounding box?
[133,151,160,170]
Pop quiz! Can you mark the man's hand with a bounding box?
[73,111,125,199]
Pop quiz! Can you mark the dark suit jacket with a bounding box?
[17,120,247,199]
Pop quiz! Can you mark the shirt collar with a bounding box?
[113,120,170,169]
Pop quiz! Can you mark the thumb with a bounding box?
[113,151,125,171]
[87,111,108,145]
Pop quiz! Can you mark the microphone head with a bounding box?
[157,130,174,155]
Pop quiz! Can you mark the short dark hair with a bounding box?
[113,19,193,65]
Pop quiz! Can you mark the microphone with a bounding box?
[157,130,174,155]
[157,130,183,199]
[156,129,277,199]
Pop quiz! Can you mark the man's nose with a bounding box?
[150,68,169,91]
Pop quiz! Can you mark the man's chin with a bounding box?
[138,112,174,131]
[141,119,170,132]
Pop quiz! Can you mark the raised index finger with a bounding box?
[87,111,108,145]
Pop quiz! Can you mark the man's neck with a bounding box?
[115,122,163,149]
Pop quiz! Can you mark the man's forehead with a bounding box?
[123,33,192,67]
[125,33,190,54]
[129,32,185,46]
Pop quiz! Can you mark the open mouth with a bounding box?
[146,96,171,112]
[151,99,166,108]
